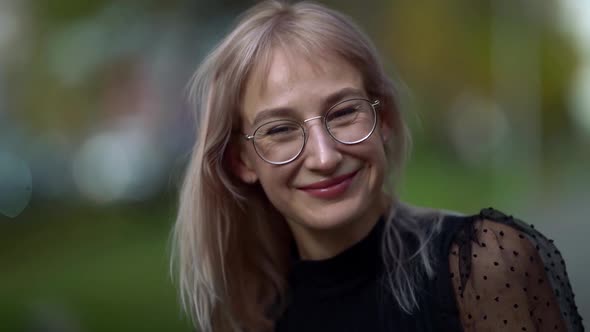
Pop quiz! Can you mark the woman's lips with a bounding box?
[298,171,359,199]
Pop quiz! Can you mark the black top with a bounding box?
[274,208,584,332]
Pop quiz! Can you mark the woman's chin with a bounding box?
[287,196,376,233]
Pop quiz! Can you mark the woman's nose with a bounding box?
[302,120,342,172]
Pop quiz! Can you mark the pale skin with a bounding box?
[232,49,393,260]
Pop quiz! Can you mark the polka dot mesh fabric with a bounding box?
[449,208,584,331]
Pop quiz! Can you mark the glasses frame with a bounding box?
[243,98,380,165]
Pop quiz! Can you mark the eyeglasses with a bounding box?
[244,98,379,165]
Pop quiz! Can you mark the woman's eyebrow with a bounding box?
[251,87,366,126]
[252,107,296,126]
[322,87,365,108]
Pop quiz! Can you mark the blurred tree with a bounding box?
[378,0,578,152]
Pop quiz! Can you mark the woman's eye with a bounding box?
[328,107,358,121]
[264,124,298,136]
[267,126,289,135]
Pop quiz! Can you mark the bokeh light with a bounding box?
[72,126,164,204]
[447,92,510,165]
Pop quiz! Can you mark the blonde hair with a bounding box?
[171,1,441,331]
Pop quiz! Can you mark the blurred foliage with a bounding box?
[379,0,579,147]
[0,199,192,332]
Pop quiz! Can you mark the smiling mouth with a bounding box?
[299,171,359,190]
[297,170,359,199]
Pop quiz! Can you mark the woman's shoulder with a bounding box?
[437,207,584,331]
[439,207,562,285]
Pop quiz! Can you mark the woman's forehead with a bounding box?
[246,48,361,99]
[248,48,328,92]
[240,49,365,128]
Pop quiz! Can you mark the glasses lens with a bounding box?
[253,120,305,164]
[326,99,376,144]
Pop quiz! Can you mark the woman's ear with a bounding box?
[227,139,259,184]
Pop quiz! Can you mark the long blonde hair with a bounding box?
[171,1,441,331]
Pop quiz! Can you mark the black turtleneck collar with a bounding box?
[288,217,386,299]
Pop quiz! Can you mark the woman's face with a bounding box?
[236,49,392,252]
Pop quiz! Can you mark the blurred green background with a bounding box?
[0,0,588,331]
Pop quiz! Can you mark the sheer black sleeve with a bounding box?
[449,208,584,331]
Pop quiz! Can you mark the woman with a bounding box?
[172,1,584,331]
